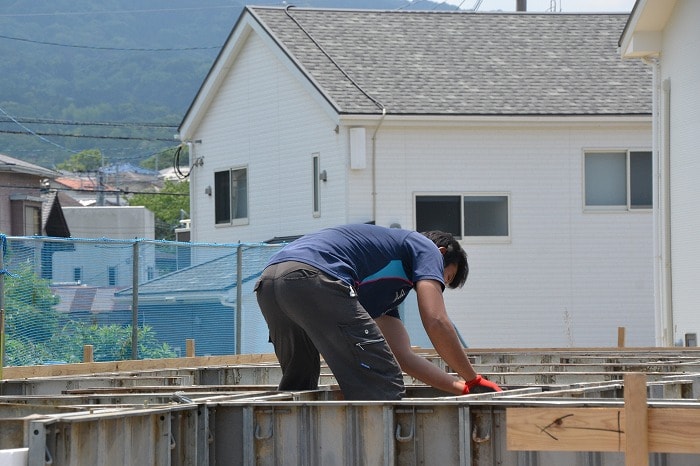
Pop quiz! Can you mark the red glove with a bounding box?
[462,375,502,394]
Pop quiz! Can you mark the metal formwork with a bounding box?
[2,348,700,465]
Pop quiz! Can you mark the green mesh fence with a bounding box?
[0,235,283,367]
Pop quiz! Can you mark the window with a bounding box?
[415,193,510,240]
[584,151,652,210]
[312,154,321,216]
[24,205,41,235]
[108,266,117,286]
[73,267,83,283]
[10,197,43,236]
[214,167,248,224]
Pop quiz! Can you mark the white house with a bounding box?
[620,0,700,347]
[54,206,156,287]
[178,7,655,348]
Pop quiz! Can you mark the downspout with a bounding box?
[186,141,196,242]
[371,108,387,223]
[645,54,673,346]
[661,77,673,345]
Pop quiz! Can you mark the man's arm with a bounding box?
[414,279,480,383]
[375,314,467,395]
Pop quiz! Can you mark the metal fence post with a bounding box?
[236,242,243,354]
[0,236,5,379]
[132,240,139,360]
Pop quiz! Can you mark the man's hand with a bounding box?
[463,375,502,394]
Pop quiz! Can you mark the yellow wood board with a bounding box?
[507,407,700,454]
[2,353,279,380]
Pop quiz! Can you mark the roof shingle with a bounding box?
[249,7,651,116]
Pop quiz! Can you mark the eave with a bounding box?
[620,0,677,59]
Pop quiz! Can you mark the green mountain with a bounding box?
[0,0,453,169]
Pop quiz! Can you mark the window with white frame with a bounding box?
[415,193,510,240]
[584,151,652,210]
[312,153,320,216]
[214,167,248,224]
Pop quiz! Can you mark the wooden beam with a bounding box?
[2,353,279,380]
[82,345,94,363]
[507,407,700,454]
[624,372,648,465]
[617,327,626,347]
[186,339,195,358]
[507,407,626,452]
[507,372,700,455]
[648,408,700,454]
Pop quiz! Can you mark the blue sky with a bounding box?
[444,0,636,12]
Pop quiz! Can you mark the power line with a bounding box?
[0,33,221,52]
[0,184,188,196]
[0,116,177,128]
[0,129,175,142]
[0,5,244,18]
[0,105,79,154]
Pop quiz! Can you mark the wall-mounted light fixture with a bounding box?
[204,185,212,196]
[319,170,327,182]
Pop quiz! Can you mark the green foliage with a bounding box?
[48,322,177,363]
[55,149,105,172]
[128,180,190,240]
[2,262,176,366]
[4,263,60,345]
[3,339,54,367]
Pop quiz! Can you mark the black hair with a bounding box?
[420,231,469,289]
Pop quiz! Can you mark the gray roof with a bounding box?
[115,252,262,299]
[0,153,58,177]
[247,7,651,116]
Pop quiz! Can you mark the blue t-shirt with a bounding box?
[267,224,445,318]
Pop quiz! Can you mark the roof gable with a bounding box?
[181,7,652,134]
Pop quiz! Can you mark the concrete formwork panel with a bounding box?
[1,348,699,465]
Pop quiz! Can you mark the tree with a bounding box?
[49,322,177,363]
[3,263,61,366]
[127,179,190,240]
[55,149,105,172]
[1,261,176,366]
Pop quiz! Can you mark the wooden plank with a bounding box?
[507,407,625,452]
[83,345,94,363]
[648,408,700,454]
[618,327,626,347]
[623,372,648,465]
[2,353,279,379]
[506,407,700,454]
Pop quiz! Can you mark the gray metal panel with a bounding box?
[5,349,700,464]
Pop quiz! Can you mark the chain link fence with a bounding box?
[0,234,438,369]
[0,235,282,367]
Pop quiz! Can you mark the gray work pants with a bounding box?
[254,261,405,400]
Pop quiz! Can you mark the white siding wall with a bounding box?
[367,122,654,348]
[188,29,656,349]
[63,206,155,240]
[190,34,349,244]
[56,207,156,287]
[662,0,700,344]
